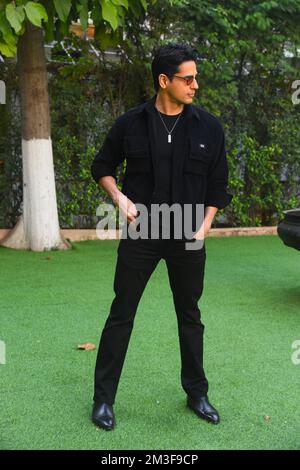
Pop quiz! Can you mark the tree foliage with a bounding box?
[0,0,150,56]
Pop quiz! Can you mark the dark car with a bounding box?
[277,208,300,251]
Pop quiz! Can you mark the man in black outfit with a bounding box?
[90,44,232,430]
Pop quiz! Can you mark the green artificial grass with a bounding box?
[0,235,299,450]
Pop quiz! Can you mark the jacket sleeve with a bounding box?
[204,127,233,210]
[90,115,125,184]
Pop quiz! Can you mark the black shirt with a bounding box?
[144,108,184,238]
[90,94,233,239]
[152,108,183,205]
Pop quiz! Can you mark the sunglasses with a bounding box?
[172,74,198,86]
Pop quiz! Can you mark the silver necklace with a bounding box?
[157,109,183,143]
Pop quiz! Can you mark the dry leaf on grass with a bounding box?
[77,342,96,351]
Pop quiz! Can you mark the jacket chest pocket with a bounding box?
[184,139,211,175]
[124,136,152,173]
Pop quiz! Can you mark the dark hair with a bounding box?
[151,43,198,92]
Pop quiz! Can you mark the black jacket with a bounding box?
[91,95,232,211]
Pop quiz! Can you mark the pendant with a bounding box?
[168,134,171,143]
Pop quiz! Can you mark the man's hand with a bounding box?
[192,206,218,240]
[116,193,138,224]
[192,218,212,240]
[98,176,138,224]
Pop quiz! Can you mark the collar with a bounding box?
[137,94,200,121]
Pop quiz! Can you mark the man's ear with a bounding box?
[158,73,169,89]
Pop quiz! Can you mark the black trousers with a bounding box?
[93,237,209,405]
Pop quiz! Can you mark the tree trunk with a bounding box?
[0,21,71,251]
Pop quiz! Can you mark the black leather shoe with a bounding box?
[187,395,220,424]
[92,402,115,430]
